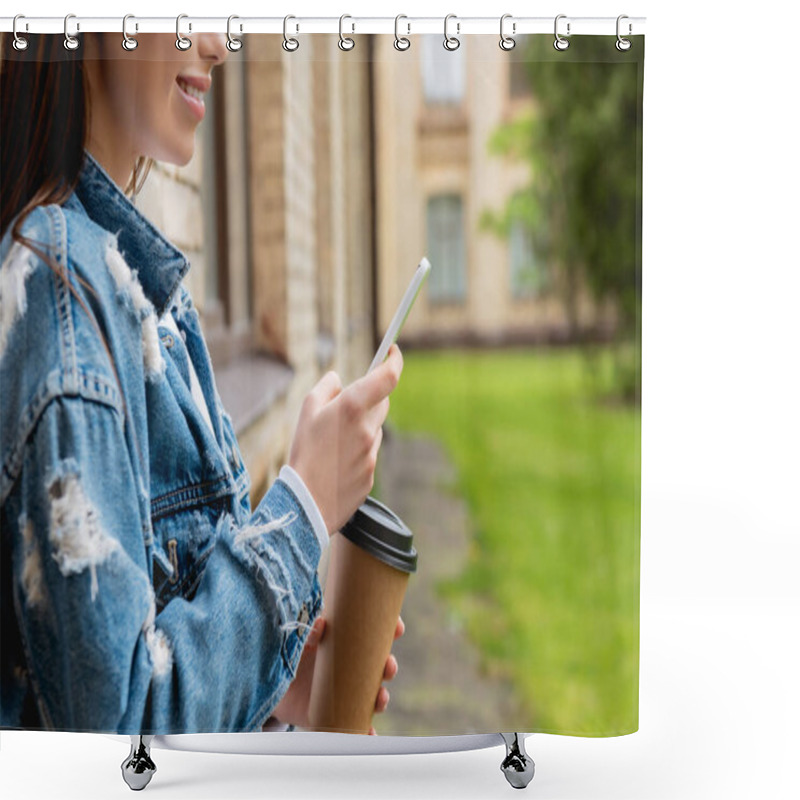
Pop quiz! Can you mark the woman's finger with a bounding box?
[374,686,390,714]
[306,616,326,648]
[368,424,383,465]
[349,344,403,411]
[305,371,343,415]
[383,655,398,681]
[365,395,390,435]
[394,616,405,639]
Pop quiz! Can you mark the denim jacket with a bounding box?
[0,150,324,734]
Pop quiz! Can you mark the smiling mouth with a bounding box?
[175,76,208,122]
[176,76,205,101]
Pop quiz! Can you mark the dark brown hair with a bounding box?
[1,33,154,428]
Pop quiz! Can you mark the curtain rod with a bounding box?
[0,16,646,37]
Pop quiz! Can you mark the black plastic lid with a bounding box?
[340,495,418,574]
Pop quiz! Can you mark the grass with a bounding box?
[386,346,640,735]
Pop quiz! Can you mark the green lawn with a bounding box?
[386,347,640,735]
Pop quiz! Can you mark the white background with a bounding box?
[2,1,799,798]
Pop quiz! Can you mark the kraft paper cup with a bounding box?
[308,496,417,734]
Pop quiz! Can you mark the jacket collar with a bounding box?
[63,149,190,318]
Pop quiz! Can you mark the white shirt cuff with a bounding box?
[278,464,329,553]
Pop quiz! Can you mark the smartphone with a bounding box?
[367,257,432,374]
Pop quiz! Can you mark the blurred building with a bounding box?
[372,34,615,347]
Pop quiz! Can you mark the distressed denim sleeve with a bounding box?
[8,393,323,734]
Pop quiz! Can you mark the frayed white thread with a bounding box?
[145,625,174,677]
[140,314,165,379]
[105,239,133,294]
[19,514,45,607]
[260,534,293,587]
[47,469,120,602]
[234,512,313,633]
[279,619,315,636]
[142,584,173,678]
[143,584,157,630]
[264,565,312,636]
[104,236,150,313]
[278,525,318,571]
[233,511,298,549]
[0,241,36,361]
[242,550,292,618]
[104,235,166,380]
[126,274,149,312]
[263,564,291,599]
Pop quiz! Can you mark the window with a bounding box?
[509,217,545,298]
[426,194,467,303]
[200,59,254,367]
[421,35,466,104]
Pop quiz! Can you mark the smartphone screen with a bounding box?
[367,257,432,374]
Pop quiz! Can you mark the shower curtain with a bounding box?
[0,26,643,740]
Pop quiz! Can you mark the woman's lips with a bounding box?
[176,75,208,122]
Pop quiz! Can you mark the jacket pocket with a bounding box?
[151,505,221,612]
[151,541,175,591]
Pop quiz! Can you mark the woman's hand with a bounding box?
[272,614,405,733]
[288,344,403,536]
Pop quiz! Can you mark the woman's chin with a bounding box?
[172,145,195,168]
[156,138,196,169]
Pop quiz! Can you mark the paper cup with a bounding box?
[308,496,417,734]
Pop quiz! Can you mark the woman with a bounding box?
[0,31,404,735]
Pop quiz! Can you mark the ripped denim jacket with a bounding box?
[0,150,324,734]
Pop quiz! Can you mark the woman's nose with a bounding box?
[197,33,228,65]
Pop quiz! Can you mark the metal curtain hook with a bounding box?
[444,13,460,51]
[283,15,299,51]
[616,14,632,51]
[554,14,570,51]
[63,13,79,51]
[176,14,192,51]
[122,14,138,51]
[227,15,243,51]
[12,14,28,51]
[394,14,411,51]
[339,14,355,51]
[499,13,516,51]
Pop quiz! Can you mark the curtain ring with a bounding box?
[122,14,138,51]
[227,15,243,51]
[443,14,460,51]
[176,14,192,51]
[339,14,355,51]
[616,15,632,51]
[63,13,80,51]
[394,14,411,51]
[12,15,28,51]
[282,15,299,52]
[554,14,570,51]
[499,13,516,51]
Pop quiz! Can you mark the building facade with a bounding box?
[372,34,616,347]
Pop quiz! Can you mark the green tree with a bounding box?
[480,36,643,401]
